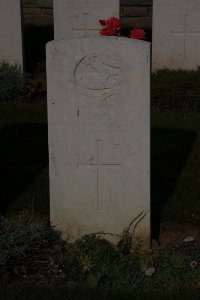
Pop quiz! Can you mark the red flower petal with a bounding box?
[107,17,121,30]
[130,29,146,40]
[99,19,106,26]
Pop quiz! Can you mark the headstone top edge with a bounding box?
[47,37,150,48]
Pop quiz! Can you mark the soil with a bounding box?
[153,220,200,248]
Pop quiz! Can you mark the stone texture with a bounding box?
[0,0,23,68]
[152,0,200,70]
[47,37,150,248]
[53,0,119,39]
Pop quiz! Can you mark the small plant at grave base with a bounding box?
[0,211,153,289]
[116,211,147,255]
[99,17,146,40]
[1,212,200,293]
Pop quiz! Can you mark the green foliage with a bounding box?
[151,67,200,111]
[49,233,142,288]
[0,212,145,288]
[143,240,200,292]
[1,212,200,294]
[0,211,64,283]
[0,62,27,102]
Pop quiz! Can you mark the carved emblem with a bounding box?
[74,53,122,100]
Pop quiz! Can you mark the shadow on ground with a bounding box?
[151,128,197,240]
[0,123,197,239]
[0,123,49,215]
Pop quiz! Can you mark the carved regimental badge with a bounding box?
[74,53,122,100]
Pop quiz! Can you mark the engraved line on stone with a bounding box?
[77,140,120,211]
[74,53,122,100]
[103,92,115,101]
[73,54,88,78]
[72,12,99,36]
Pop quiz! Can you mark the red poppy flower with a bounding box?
[106,17,121,30]
[99,17,120,36]
[99,19,106,26]
[130,29,145,40]
[100,24,117,36]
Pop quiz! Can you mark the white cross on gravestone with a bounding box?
[152,0,200,70]
[171,14,200,66]
[72,12,99,36]
[78,140,120,211]
[53,0,119,39]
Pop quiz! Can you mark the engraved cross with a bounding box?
[78,140,120,211]
[72,13,99,36]
[171,15,200,65]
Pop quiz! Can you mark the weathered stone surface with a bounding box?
[53,0,119,39]
[47,37,150,247]
[152,0,200,70]
[0,0,23,67]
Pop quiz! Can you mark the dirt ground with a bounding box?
[152,221,200,248]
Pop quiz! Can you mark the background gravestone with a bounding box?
[0,0,23,68]
[54,0,119,39]
[47,37,150,247]
[152,0,200,70]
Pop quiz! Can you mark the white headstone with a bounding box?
[0,0,23,68]
[54,0,119,39]
[47,37,150,248]
[152,0,200,70]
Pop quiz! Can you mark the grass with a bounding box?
[151,68,200,111]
